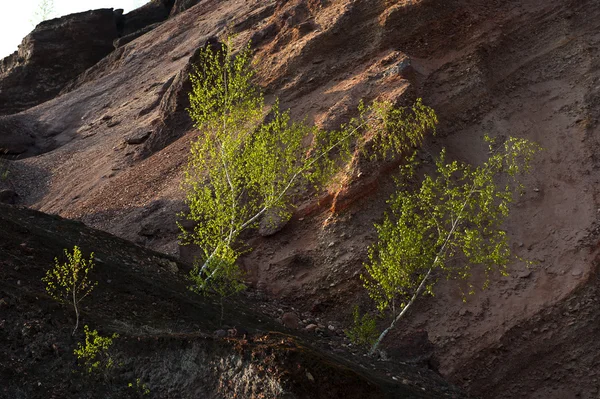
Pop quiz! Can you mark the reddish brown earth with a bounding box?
[1,0,600,397]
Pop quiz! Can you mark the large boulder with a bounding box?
[0,9,120,115]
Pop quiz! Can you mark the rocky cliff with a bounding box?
[1,0,600,397]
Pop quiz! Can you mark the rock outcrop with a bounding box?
[0,9,120,115]
[135,36,220,159]
[118,0,175,36]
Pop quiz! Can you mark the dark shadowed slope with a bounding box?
[0,203,466,399]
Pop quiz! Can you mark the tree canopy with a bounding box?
[179,38,438,296]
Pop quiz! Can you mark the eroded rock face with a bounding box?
[0,9,119,115]
[135,37,221,159]
[119,0,175,36]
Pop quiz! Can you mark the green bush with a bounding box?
[345,306,378,349]
[74,325,119,375]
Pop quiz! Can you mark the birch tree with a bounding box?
[42,246,97,335]
[363,136,539,354]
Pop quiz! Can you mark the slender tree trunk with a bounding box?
[72,286,79,335]
[369,267,432,355]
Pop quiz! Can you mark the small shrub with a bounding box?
[128,378,150,396]
[74,325,119,375]
[345,306,378,349]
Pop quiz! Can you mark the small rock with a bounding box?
[305,324,318,332]
[258,207,290,236]
[328,325,336,331]
[572,269,583,277]
[517,270,532,279]
[281,312,300,329]
[125,129,152,145]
